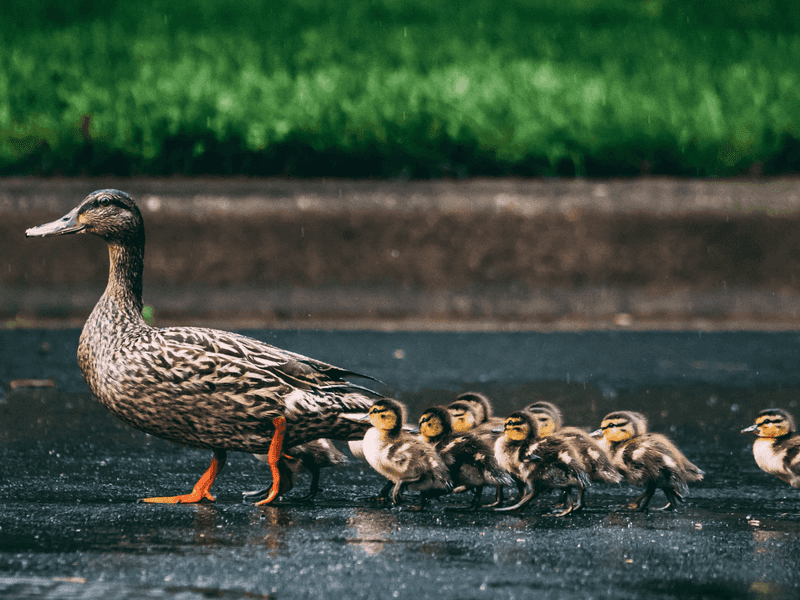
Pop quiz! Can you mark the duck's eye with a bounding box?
[99,197,110,207]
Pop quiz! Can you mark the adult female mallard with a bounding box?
[26,189,378,505]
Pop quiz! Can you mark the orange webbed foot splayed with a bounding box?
[254,417,288,506]
[142,450,227,504]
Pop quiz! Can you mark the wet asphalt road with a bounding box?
[1,329,800,600]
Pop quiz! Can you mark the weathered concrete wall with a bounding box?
[3,178,800,330]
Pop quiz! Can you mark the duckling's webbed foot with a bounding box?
[406,489,440,511]
[653,487,682,511]
[369,480,395,507]
[483,485,505,508]
[287,461,323,502]
[253,417,288,507]
[494,487,537,512]
[242,459,295,504]
[142,449,227,504]
[546,496,576,517]
[626,482,657,511]
[391,481,410,505]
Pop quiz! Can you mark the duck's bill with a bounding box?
[26,206,85,237]
[589,428,603,438]
[740,424,758,434]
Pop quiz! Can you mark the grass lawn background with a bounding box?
[2,0,800,178]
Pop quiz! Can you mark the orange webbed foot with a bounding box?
[141,450,226,504]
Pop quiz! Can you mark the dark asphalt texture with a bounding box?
[1,329,800,599]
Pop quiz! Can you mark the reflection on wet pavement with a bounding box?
[1,330,799,599]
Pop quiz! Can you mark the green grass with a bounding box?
[2,0,800,177]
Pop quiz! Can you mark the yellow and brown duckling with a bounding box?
[418,406,513,509]
[525,401,621,506]
[593,411,704,511]
[494,411,591,516]
[741,408,800,488]
[448,393,509,506]
[246,439,347,503]
[26,189,379,505]
[524,401,564,437]
[363,399,452,510]
[448,392,504,437]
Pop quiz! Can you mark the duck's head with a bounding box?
[26,189,144,246]
[447,400,479,434]
[742,408,797,438]
[524,401,563,437]
[418,406,453,442]
[503,411,536,442]
[594,411,648,443]
[368,399,406,435]
[455,391,493,423]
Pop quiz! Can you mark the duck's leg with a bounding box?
[654,486,682,511]
[289,455,322,502]
[484,485,505,508]
[494,483,539,512]
[253,417,288,507]
[469,485,485,509]
[627,480,657,510]
[242,458,295,504]
[372,480,395,506]
[142,449,227,504]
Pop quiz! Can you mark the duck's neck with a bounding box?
[102,241,145,323]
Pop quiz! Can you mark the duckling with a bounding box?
[26,189,379,505]
[524,401,564,437]
[494,411,591,516]
[525,401,621,508]
[593,411,704,511]
[741,408,800,488]
[245,439,347,502]
[363,399,452,510]
[449,392,504,437]
[447,394,511,506]
[418,406,512,509]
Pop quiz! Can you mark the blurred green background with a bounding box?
[2,0,799,178]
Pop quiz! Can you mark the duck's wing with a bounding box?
[154,326,381,400]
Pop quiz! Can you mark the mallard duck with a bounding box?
[418,406,512,509]
[494,411,591,516]
[593,411,704,511]
[26,189,378,505]
[525,401,621,509]
[245,439,347,502]
[362,399,451,510]
[741,408,800,488]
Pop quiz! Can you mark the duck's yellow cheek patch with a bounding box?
[759,423,787,438]
[451,417,470,433]
[538,420,555,438]
[604,426,629,443]
[420,420,441,439]
[505,424,529,441]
